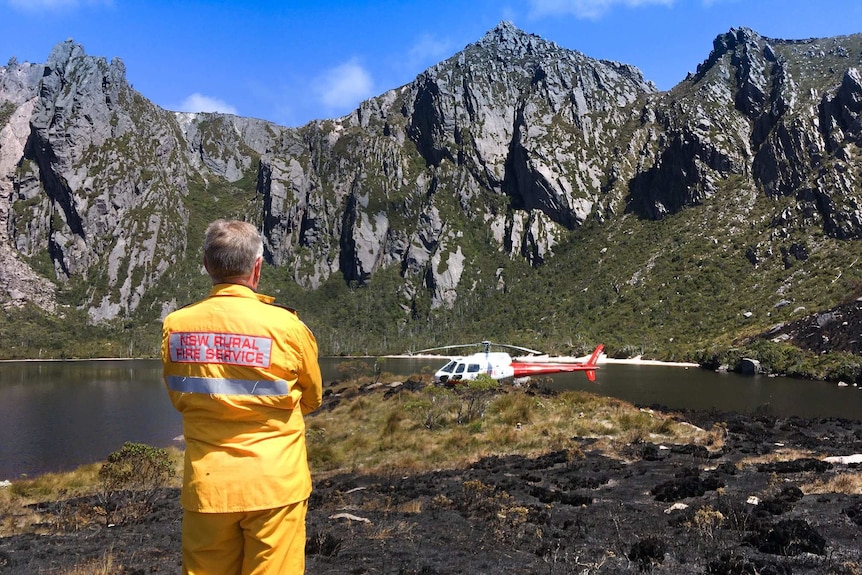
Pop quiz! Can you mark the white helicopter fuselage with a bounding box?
[430,343,605,384]
[434,352,515,383]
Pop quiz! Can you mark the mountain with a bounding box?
[1,23,861,374]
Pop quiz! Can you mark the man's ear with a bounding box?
[204,256,220,285]
[250,256,263,289]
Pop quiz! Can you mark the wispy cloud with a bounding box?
[5,0,112,10]
[315,59,374,111]
[528,0,675,20]
[177,93,237,115]
[407,34,454,71]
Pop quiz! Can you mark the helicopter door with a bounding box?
[435,360,457,383]
[452,362,466,381]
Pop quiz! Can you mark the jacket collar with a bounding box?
[209,283,275,304]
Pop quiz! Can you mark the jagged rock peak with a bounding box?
[47,39,85,70]
[465,21,650,86]
[693,26,837,80]
[716,27,764,48]
[45,39,127,77]
[712,25,827,50]
[692,27,767,82]
[0,60,43,106]
[471,21,602,66]
[476,21,556,52]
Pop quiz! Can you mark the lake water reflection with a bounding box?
[1,357,860,479]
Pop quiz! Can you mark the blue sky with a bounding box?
[1,0,860,127]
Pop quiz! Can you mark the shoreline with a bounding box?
[0,356,150,363]
[0,354,701,368]
[390,353,700,368]
[598,355,699,367]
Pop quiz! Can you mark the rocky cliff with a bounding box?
[1,41,289,322]
[257,22,654,302]
[628,28,862,239]
[1,24,862,359]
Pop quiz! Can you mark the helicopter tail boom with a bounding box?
[584,343,603,382]
[510,344,604,381]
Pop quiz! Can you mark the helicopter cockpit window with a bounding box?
[455,363,466,374]
[467,364,480,373]
[439,361,456,374]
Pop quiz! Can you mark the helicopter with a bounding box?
[412,341,604,384]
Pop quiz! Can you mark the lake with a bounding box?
[1,357,860,479]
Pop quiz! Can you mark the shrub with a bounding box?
[337,359,374,381]
[455,374,498,423]
[411,385,456,429]
[98,442,175,525]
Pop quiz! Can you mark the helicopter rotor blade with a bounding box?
[483,342,545,355]
[411,343,483,355]
[410,341,545,356]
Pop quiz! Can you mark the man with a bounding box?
[162,219,323,575]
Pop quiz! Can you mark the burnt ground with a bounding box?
[759,298,862,356]
[1,406,861,575]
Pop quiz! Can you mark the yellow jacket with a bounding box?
[162,284,323,513]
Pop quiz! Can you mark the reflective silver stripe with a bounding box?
[166,376,289,396]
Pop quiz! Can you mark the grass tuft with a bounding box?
[803,472,862,496]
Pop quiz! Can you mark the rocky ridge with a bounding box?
[1,24,862,359]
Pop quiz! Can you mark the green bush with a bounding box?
[410,385,456,429]
[455,374,499,424]
[98,442,175,525]
[336,359,374,381]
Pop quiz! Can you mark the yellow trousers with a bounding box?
[182,500,308,575]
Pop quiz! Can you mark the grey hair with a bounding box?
[203,219,264,282]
